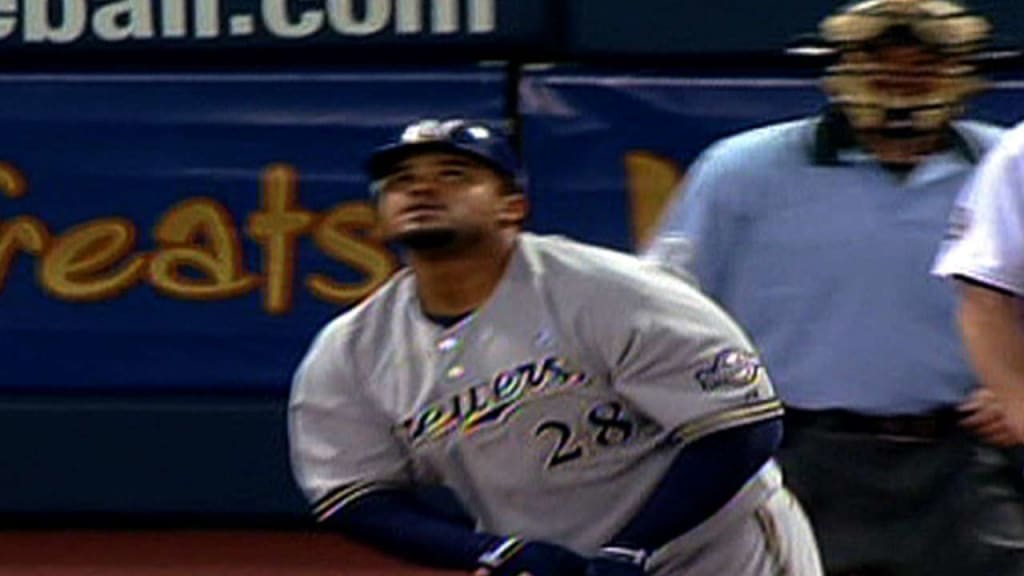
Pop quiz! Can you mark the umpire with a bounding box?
[646,1,1024,575]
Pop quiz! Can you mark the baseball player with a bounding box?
[646,1,1024,575]
[933,121,1024,447]
[288,119,822,576]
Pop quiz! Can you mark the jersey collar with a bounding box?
[810,108,981,167]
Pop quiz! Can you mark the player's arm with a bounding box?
[318,484,494,568]
[957,281,1024,445]
[960,281,1024,398]
[309,482,588,576]
[933,133,1024,444]
[288,327,586,575]
[580,272,785,573]
[310,479,587,576]
[586,418,781,574]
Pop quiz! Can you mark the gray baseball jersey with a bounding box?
[289,233,791,562]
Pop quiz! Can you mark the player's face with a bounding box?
[375,152,524,252]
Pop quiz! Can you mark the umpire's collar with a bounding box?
[811,108,982,167]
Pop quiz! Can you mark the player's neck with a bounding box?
[411,231,517,317]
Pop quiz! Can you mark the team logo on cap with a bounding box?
[695,349,762,392]
[400,119,491,144]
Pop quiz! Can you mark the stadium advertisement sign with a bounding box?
[0,0,548,50]
[0,68,505,390]
[3,69,1022,391]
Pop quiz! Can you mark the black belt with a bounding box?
[784,407,962,440]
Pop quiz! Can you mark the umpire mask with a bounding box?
[820,0,989,141]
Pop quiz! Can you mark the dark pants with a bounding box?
[779,412,1024,576]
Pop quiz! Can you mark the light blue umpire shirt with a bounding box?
[647,113,1004,415]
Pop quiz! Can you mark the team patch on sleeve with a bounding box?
[695,349,762,392]
[943,205,972,241]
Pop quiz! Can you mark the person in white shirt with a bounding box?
[934,121,1024,447]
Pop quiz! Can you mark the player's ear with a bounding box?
[498,191,529,227]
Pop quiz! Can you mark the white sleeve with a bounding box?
[588,269,783,445]
[288,324,411,520]
[934,136,1024,295]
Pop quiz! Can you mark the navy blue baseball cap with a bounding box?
[366,119,521,183]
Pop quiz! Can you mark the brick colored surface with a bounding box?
[0,531,458,576]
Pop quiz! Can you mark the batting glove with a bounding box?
[477,537,587,576]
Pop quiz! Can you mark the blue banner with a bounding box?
[519,70,1024,252]
[566,0,1023,56]
[1,1,1018,58]
[7,68,1024,393]
[0,67,506,391]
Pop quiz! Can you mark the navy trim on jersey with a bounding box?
[312,480,403,522]
[313,481,477,526]
[318,485,502,570]
[606,417,784,553]
[669,398,784,445]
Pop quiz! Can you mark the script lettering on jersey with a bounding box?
[402,356,588,446]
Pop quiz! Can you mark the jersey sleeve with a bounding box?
[588,270,783,445]
[933,134,1024,295]
[644,145,737,299]
[288,322,412,521]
